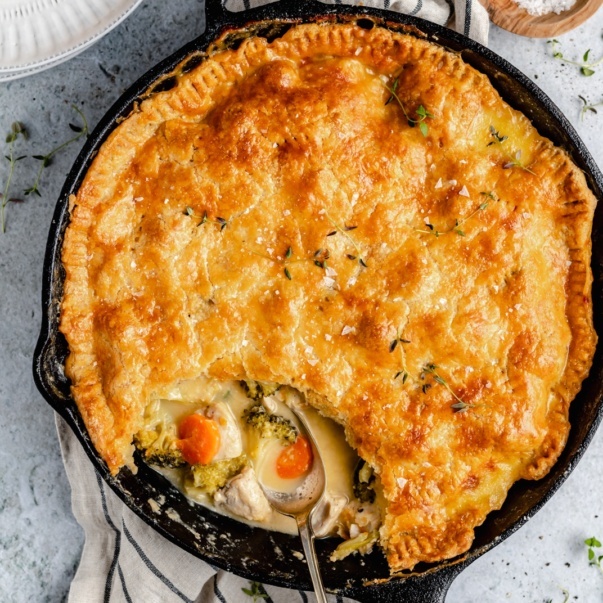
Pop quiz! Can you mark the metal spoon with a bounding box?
[259,407,328,603]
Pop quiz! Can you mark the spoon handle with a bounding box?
[297,514,328,603]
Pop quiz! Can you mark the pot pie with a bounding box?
[59,20,597,572]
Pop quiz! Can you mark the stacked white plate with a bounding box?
[0,0,144,82]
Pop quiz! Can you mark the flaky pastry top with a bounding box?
[60,22,597,571]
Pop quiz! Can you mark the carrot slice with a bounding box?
[177,414,221,465]
[276,435,313,479]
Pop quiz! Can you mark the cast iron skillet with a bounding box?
[33,0,603,601]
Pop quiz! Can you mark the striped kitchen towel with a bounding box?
[226,0,490,45]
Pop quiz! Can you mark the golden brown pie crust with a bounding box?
[59,22,597,571]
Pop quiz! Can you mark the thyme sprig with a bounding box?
[548,39,603,76]
[415,192,497,238]
[421,363,471,412]
[251,245,329,280]
[579,95,603,120]
[24,105,88,197]
[385,76,434,136]
[184,206,229,231]
[585,536,603,572]
[242,581,268,601]
[487,125,508,146]
[1,122,27,233]
[325,212,368,267]
[485,125,535,174]
[390,332,410,382]
[502,150,536,175]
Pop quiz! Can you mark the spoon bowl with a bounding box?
[259,406,329,603]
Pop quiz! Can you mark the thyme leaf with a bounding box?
[1,122,27,233]
[548,39,603,75]
[502,150,536,175]
[579,95,603,120]
[416,192,498,239]
[421,363,471,411]
[185,207,229,231]
[324,211,368,268]
[250,245,328,280]
[395,370,408,382]
[385,76,434,136]
[391,331,410,382]
[585,536,603,573]
[241,581,268,601]
[487,125,508,146]
[24,105,88,197]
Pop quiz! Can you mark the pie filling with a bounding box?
[136,377,382,559]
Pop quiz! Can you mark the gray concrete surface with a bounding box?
[0,1,602,601]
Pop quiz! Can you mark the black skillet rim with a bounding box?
[33,1,603,601]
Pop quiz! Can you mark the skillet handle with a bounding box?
[348,562,464,603]
[204,0,229,33]
[204,0,321,32]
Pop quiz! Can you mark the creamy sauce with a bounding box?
[146,377,359,535]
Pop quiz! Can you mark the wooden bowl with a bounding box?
[482,0,603,37]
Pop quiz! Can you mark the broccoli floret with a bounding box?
[134,425,187,469]
[185,455,248,494]
[243,403,298,444]
[353,460,376,504]
[240,380,281,401]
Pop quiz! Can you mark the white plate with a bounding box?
[0,0,144,73]
[0,40,94,82]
